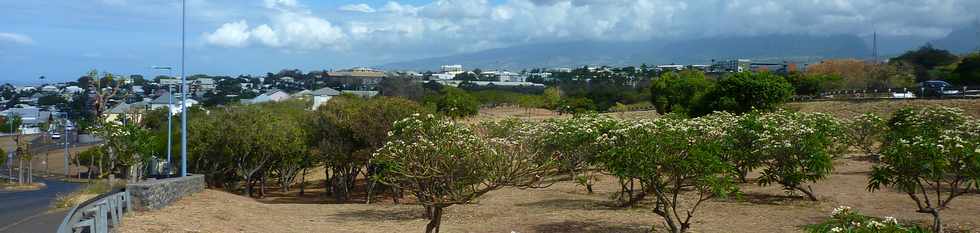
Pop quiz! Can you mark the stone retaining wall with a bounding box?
[126,174,205,211]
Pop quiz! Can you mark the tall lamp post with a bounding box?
[152,66,174,176]
[179,0,188,177]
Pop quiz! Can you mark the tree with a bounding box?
[310,96,429,202]
[650,70,714,115]
[541,87,561,110]
[846,113,887,159]
[868,107,980,233]
[540,114,622,193]
[374,114,555,233]
[699,72,793,116]
[950,53,980,86]
[600,114,738,233]
[754,110,843,201]
[37,94,67,106]
[890,44,960,81]
[434,87,479,118]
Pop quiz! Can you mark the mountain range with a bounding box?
[380,26,979,71]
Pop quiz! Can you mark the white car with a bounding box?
[51,132,62,139]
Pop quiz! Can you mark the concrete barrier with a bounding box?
[126,174,205,211]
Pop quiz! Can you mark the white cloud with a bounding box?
[0,32,35,45]
[205,1,346,51]
[339,3,376,13]
[205,20,251,47]
[205,0,980,55]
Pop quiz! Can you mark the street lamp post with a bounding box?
[64,112,69,178]
[180,0,188,177]
[153,66,175,176]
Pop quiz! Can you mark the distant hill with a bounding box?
[379,34,871,71]
[931,25,980,54]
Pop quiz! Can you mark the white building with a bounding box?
[310,87,341,110]
[441,65,464,76]
[242,89,290,104]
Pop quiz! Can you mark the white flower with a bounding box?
[883,216,898,224]
[830,227,842,232]
[831,206,852,216]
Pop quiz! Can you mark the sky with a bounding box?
[1,0,979,84]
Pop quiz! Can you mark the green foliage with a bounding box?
[805,206,929,233]
[789,73,844,96]
[599,114,738,233]
[37,94,68,106]
[846,113,888,157]
[434,87,480,118]
[950,53,980,86]
[375,114,555,233]
[0,116,21,133]
[754,110,844,201]
[542,87,561,110]
[556,97,596,114]
[650,70,714,115]
[890,44,960,81]
[869,107,980,233]
[310,96,429,201]
[699,72,794,116]
[539,114,623,192]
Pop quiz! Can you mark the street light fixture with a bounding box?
[153,66,174,176]
[179,0,188,177]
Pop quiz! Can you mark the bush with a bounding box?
[433,87,480,118]
[754,110,843,201]
[698,72,794,116]
[599,114,738,233]
[374,114,554,233]
[650,70,714,115]
[869,107,980,233]
[846,113,887,158]
[805,206,929,233]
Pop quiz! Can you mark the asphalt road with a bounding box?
[0,177,81,233]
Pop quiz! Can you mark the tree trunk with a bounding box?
[298,168,307,197]
[931,210,943,233]
[425,207,443,233]
[244,177,253,197]
[793,185,818,201]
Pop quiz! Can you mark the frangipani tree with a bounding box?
[869,107,980,233]
[754,110,843,201]
[599,114,738,233]
[539,114,623,193]
[374,114,555,233]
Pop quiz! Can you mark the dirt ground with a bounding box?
[120,157,980,233]
[787,99,980,119]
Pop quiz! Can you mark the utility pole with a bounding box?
[64,112,69,178]
[180,0,188,177]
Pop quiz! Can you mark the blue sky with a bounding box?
[1,0,978,84]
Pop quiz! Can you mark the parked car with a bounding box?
[917,80,960,97]
[51,132,61,139]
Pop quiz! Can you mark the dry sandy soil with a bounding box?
[119,100,980,233]
[120,157,980,233]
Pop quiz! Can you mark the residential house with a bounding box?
[242,89,290,104]
[310,87,340,110]
[1,107,53,134]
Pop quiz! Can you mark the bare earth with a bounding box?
[120,157,980,233]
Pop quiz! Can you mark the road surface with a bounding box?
[0,177,81,233]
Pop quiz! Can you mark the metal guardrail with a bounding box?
[792,86,980,102]
[56,188,131,233]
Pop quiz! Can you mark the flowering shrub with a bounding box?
[754,110,843,201]
[539,114,624,193]
[805,206,929,233]
[599,114,738,233]
[869,107,980,233]
[846,113,888,158]
[374,114,555,233]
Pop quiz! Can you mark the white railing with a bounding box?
[56,189,131,233]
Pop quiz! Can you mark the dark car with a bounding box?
[917,80,960,97]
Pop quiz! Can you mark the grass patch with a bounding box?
[52,180,126,209]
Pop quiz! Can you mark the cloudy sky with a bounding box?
[1,0,978,83]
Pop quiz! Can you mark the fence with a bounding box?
[56,188,131,233]
[792,85,980,102]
